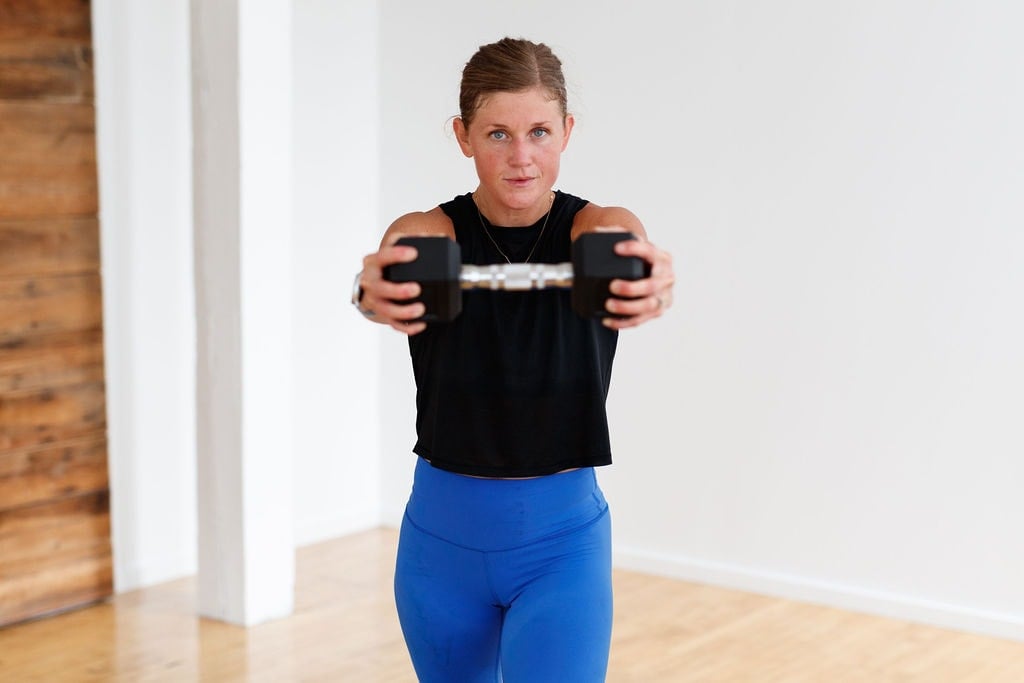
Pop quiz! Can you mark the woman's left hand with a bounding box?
[601,237,675,329]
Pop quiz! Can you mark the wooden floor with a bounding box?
[1,528,1023,682]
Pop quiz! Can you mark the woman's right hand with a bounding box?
[356,242,428,336]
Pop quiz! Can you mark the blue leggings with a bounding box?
[394,457,613,682]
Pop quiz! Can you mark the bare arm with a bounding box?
[355,207,455,336]
[573,203,675,329]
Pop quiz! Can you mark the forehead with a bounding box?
[472,87,562,126]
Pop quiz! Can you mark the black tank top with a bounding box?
[407,190,619,477]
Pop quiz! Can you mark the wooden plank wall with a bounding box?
[0,0,113,626]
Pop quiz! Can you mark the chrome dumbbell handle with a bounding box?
[384,233,646,322]
[459,262,574,291]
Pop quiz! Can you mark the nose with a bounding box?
[508,138,531,167]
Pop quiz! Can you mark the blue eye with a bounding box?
[531,128,549,138]
[489,131,507,141]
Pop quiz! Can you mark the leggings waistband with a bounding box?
[405,457,608,552]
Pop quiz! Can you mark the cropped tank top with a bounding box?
[406,190,619,478]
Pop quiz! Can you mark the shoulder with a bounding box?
[571,201,648,241]
[380,206,455,247]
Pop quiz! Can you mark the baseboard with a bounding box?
[613,545,1024,644]
[380,502,406,530]
[115,517,381,593]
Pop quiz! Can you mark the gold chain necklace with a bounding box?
[475,192,554,264]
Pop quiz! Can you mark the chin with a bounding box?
[501,184,549,205]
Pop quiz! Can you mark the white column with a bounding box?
[191,0,294,626]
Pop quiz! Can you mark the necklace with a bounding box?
[474,192,554,264]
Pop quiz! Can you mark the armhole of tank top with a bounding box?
[457,194,482,247]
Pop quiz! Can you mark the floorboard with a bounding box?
[1,528,1022,682]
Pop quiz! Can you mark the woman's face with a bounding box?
[455,86,574,223]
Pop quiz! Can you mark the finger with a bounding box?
[612,236,657,259]
[608,271,674,298]
[371,300,426,324]
[612,236,645,254]
[607,277,653,299]
[364,244,419,273]
[602,287,670,329]
[603,296,666,328]
[615,239,673,274]
[602,311,654,330]
[609,242,671,290]
[390,320,428,336]
[603,293,664,319]
[364,279,421,305]
[608,255,676,295]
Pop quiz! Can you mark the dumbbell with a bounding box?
[382,232,650,322]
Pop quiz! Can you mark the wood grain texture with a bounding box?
[0,381,106,451]
[0,39,93,100]
[0,327,104,392]
[0,435,108,509]
[0,491,112,626]
[0,101,95,162]
[0,216,100,277]
[0,0,93,41]
[0,101,98,218]
[0,0,112,629]
[0,273,103,347]
[0,529,1023,682]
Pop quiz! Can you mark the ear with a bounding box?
[560,113,575,152]
[453,117,473,158]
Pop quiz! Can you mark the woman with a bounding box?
[353,37,674,683]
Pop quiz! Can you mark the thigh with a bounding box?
[499,509,613,683]
[394,513,503,683]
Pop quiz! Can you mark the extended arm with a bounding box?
[354,208,454,336]
[572,203,675,329]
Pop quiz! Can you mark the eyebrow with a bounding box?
[482,120,554,129]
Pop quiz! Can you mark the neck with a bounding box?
[473,190,554,227]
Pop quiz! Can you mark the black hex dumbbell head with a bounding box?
[382,237,462,322]
[571,232,650,319]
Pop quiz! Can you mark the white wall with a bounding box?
[94,0,1024,641]
[94,0,382,590]
[377,0,1024,640]
[93,1,197,590]
[291,0,381,545]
